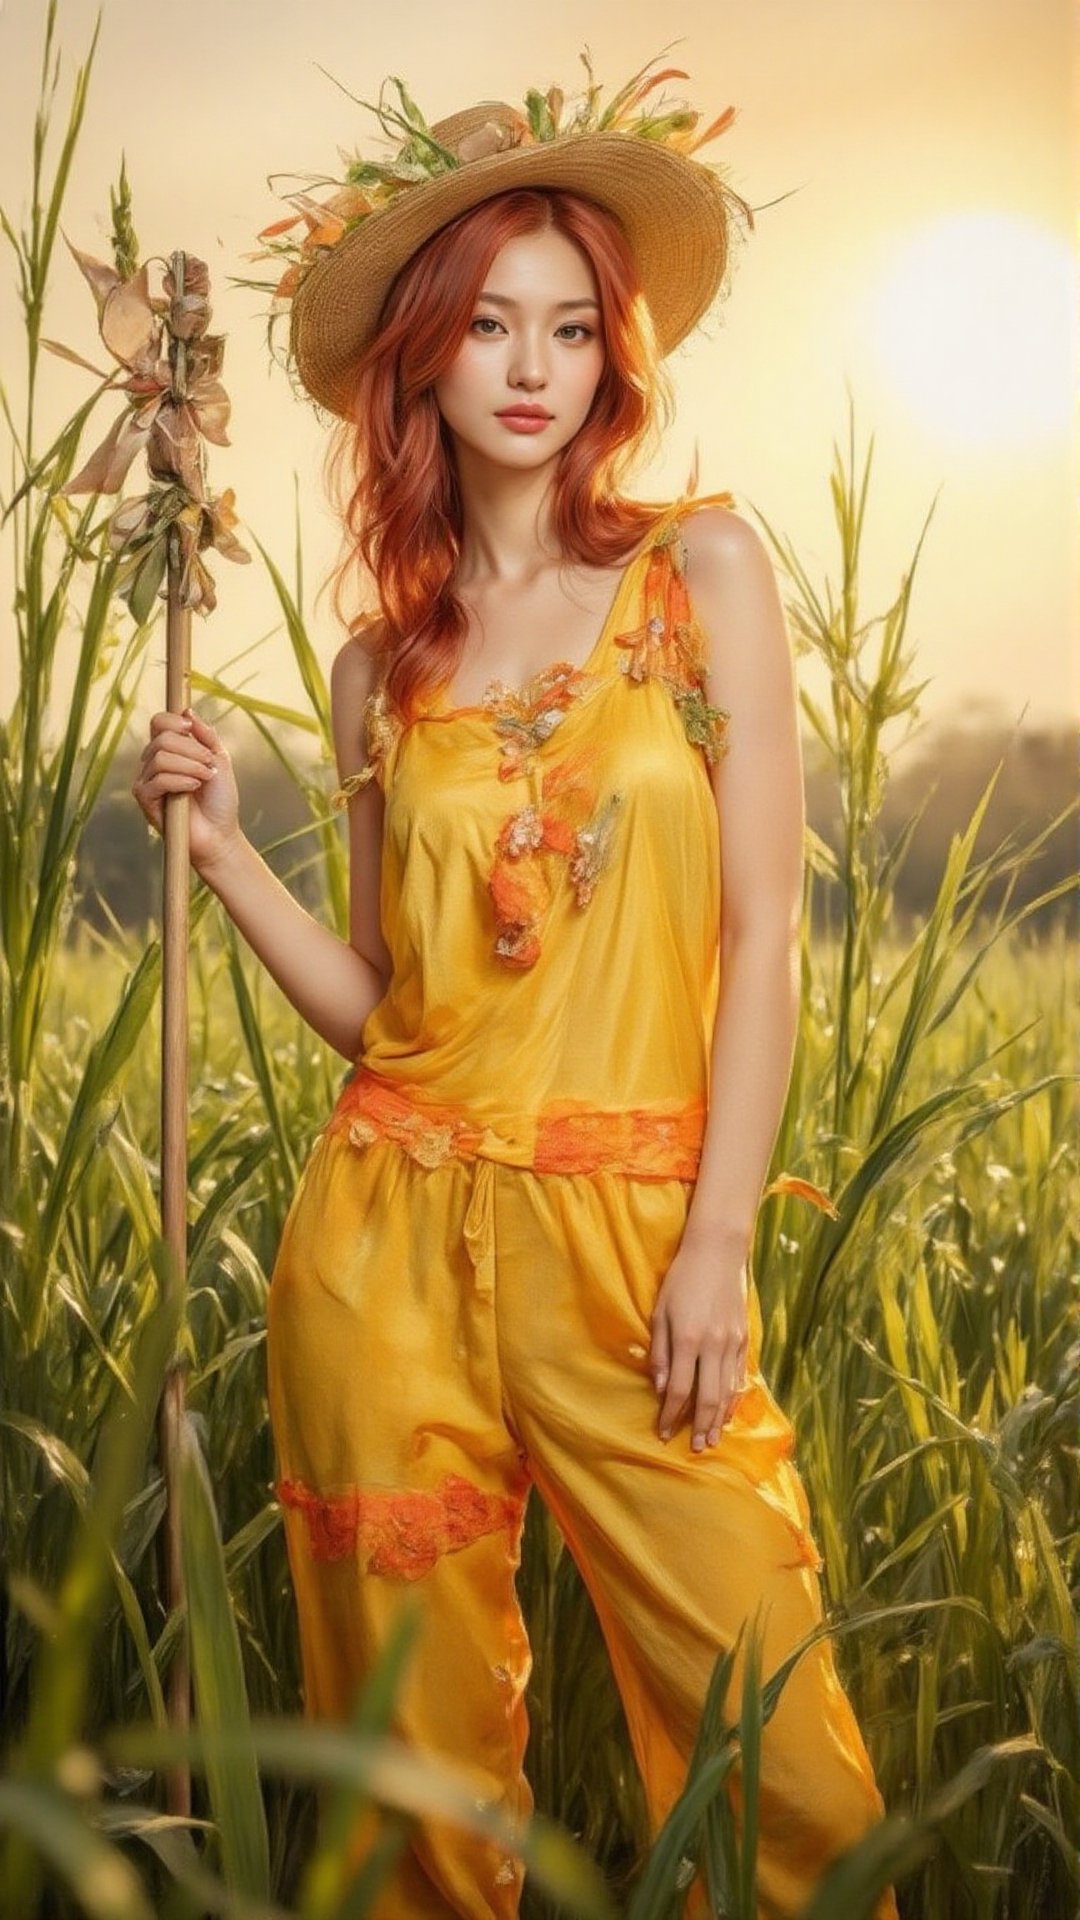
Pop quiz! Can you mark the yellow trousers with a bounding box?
[267,1130,899,1920]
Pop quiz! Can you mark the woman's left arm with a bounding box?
[648,505,805,1451]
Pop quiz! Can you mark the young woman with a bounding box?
[133,57,899,1920]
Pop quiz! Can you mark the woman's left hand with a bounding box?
[648,1242,749,1450]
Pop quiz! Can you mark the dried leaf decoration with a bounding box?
[761,1174,840,1219]
[47,240,250,621]
[235,41,751,379]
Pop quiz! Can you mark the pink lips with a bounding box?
[497,410,552,434]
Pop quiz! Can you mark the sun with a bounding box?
[860,210,1074,450]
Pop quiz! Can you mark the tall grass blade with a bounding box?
[107,1721,619,1920]
[179,1414,271,1900]
[0,1238,181,1912]
[798,1734,1043,1920]
[0,1777,154,1920]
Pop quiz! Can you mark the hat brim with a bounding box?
[290,129,745,418]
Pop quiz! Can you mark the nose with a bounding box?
[507,330,549,393]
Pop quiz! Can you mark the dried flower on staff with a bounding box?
[44,244,250,621]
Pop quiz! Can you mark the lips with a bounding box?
[497,409,552,421]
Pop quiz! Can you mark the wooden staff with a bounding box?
[57,232,250,1821]
[158,248,194,1820]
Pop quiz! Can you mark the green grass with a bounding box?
[1,6,1077,1916]
[3,910,1076,1919]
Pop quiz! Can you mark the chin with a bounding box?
[477,435,564,468]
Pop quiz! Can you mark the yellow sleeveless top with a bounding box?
[327,491,737,1183]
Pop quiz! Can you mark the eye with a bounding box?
[469,316,595,340]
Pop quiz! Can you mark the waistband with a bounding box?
[325,1066,706,1182]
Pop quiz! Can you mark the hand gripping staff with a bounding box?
[58,238,250,1816]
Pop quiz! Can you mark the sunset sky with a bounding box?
[1,0,1075,751]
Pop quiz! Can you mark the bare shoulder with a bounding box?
[679,501,774,586]
[330,618,389,709]
[677,503,792,695]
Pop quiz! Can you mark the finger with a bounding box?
[131,775,163,830]
[150,710,194,736]
[658,1382,694,1442]
[715,1372,741,1442]
[144,748,215,781]
[709,1354,749,1445]
[648,1309,671,1398]
[142,727,211,766]
[657,1356,696,1439]
[138,770,207,802]
[183,706,223,750]
[692,1347,725,1451]
[150,729,216,767]
[151,748,214,779]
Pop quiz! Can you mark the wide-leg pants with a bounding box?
[266,1126,899,1920]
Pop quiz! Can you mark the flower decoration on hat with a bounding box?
[236,40,754,411]
[244,44,734,301]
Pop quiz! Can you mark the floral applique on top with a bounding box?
[479,660,597,782]
[487,739,622,969]
[314,491,841,1212]
[330,494,734,969]
[330,678,403,808]
[483,493,734,968]
[613,505,733,767]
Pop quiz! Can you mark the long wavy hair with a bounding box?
[317,186,685,723]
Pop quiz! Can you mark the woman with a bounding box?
[133,52,899,1920]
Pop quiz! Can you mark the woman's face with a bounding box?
[432,226,606,476]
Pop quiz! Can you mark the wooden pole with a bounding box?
[157,248,193,1820]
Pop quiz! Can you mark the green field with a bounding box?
[1,8,1077,1918]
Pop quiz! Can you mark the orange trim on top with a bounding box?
[326,1067,707,1181]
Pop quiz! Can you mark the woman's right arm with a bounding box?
[131,628,392,1063]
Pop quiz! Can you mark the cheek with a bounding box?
[434,348,488,414]
[566,346,605,408]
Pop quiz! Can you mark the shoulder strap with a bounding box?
[617,487,736,664]
[612,489,734,768]
[657,487,737,543]
[330,679,402,810]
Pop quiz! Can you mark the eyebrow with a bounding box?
[476,292,600,312]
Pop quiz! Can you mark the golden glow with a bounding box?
[862,211,1074,449]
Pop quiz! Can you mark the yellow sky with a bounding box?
[1,0,1076,743]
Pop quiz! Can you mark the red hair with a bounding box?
[317,187,682,723]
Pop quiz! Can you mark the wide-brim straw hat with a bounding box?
[257,53,755,420]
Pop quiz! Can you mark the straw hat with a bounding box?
[248,48,756,420]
